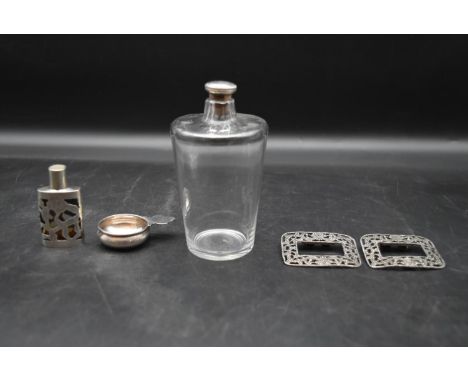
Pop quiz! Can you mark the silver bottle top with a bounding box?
[48,164,68,189]
[205,80,237,96]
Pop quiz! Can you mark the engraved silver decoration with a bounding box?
[360,234,445,269]
[281,232,361,268]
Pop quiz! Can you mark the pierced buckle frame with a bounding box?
[360,234,445,269]
[281,232,361,268]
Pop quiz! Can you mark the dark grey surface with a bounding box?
[1,157,468,346]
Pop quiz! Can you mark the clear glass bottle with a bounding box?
[171,81,268,261]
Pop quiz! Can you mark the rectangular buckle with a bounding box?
[281,232,361,268]
[360,234,445,269]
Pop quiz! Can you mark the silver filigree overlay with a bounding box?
[38,194,83,247]
[281,232,361,268]
[360,234,445,269]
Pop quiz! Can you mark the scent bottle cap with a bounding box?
[205,81,237,98]
[49,164,67,189]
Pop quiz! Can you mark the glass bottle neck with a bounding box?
[203,97,236,122]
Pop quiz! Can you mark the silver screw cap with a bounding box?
[48,164,67,190]
[205,81,237,95]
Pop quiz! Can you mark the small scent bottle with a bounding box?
[171,81,268,261]
[37,164,83,247]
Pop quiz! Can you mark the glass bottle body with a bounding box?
[171,100,268,261]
